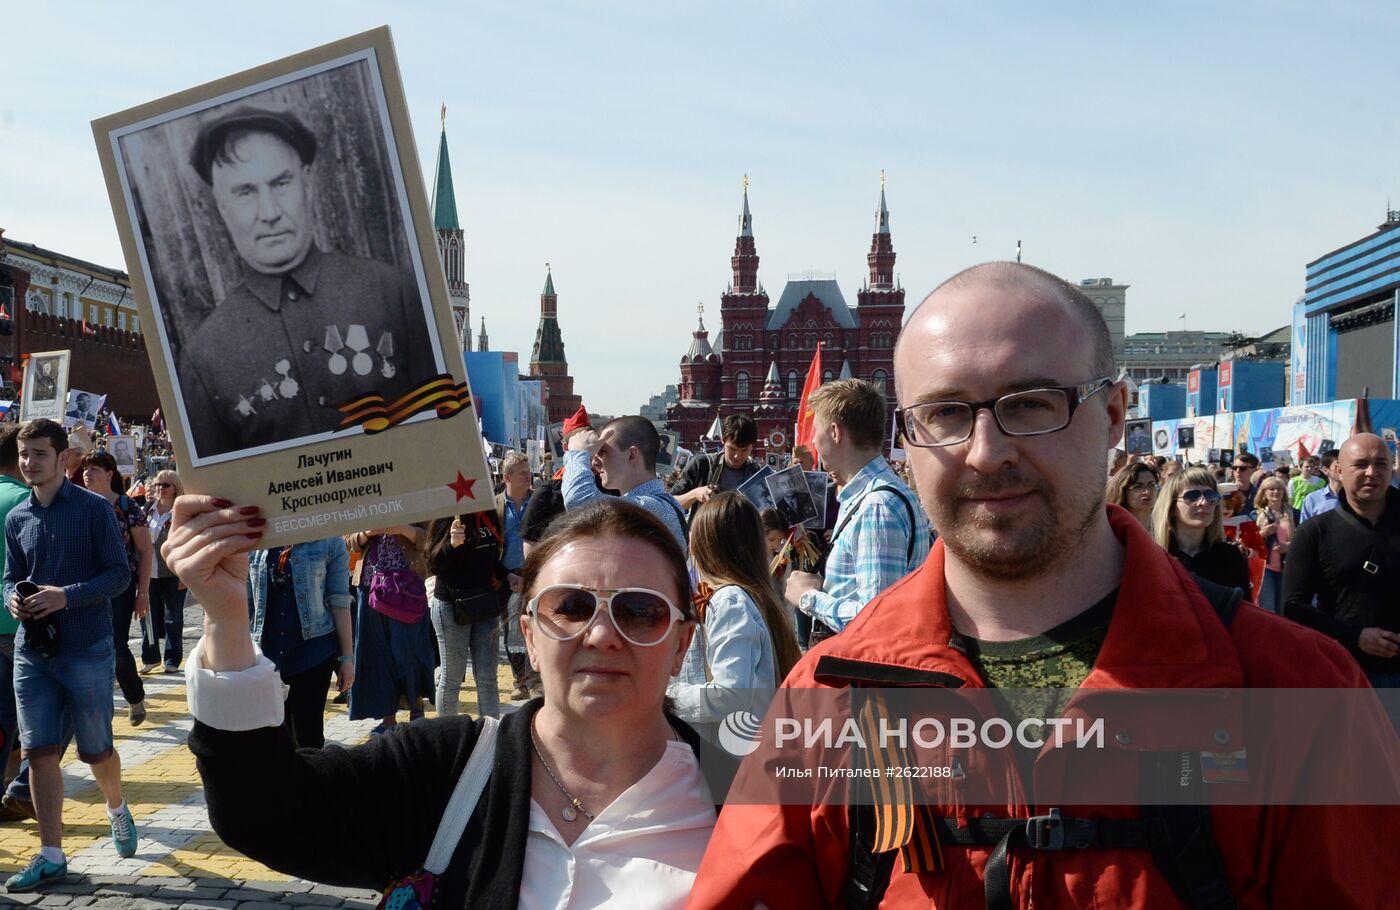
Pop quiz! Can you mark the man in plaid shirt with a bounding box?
[786,379,930,641]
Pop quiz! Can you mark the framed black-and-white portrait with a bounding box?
[93,28,491,546]
[737,464,775,514]
[1124,419,1152,456]
[655,430,679,471]
[1177,426,1195,450]
[803,470,830,530]
[64,389,106,430]
[764,464,819,529]
[21,350,70,423]
[108,435,139,477]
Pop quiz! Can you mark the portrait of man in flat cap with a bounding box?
[107,56,443,465]
[178,104,436,459]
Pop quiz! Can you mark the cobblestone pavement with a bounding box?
[1,601,515,907]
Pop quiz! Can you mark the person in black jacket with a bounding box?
[424,511,513,718]
[1283,433,1400,687]
[1151,465,1252,598]
[671,414,762,520]
[167,497,722,908]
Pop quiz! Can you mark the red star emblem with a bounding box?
[448,471,476,502]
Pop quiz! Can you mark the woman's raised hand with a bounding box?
[161,495,264,670]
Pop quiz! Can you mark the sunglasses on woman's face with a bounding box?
[526,584,685,647]
[1178,489,1222,505]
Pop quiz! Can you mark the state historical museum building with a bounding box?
[667,179,907,452]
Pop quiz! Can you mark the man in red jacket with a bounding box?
[687,262,1400,909]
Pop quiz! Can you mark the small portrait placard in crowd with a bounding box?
[92,27,492,546]
[655,430,679,471]
[737,464,776,513]
[21,350,70,423]
[1177,425,1195,450]
[64,389,106,430]
[765,464,820,530]
[803,470,830,530]
[1124,418,1151,456]
[108,435,139,477]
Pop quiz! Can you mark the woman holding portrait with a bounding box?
[169,497,719,908]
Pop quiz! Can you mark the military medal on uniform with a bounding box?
[275,359,299,399]
[377,331,396,379]
[324,325,348,375]
[346,324,372,376]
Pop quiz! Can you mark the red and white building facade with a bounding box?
[667,179,907,452]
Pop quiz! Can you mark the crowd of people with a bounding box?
[1,260,1398,906]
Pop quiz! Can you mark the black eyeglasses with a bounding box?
[1178,489,1222,505]
[896,377,1115,448]
[1231,464,1253,471]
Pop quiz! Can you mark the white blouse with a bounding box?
[517,740,716,910]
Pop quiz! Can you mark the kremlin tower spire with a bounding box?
[866,170,895,290]
[528,264,582,423]
[431,104,471,351]
[731,175,760,294]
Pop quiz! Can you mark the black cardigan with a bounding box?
[189,700,734,908]
[1170,539,1252,600]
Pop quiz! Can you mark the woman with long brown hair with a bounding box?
[671,492,801,734]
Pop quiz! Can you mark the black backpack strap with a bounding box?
[842,804,898,910]
[1142,803,1237,910]
[936,806,1236,910]
[707,453,726,488]
[1190,574,1245,628]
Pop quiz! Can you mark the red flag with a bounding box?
[793,343,824,453]
[1294,439,1310,462]
[81,319,96,336]
[152,408,164,432]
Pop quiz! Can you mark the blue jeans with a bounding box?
[1257,569,1283,614]
[142,575,187,668]
[14,638,116,762]
[428,597,500,719]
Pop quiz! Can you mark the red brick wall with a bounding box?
[14,305,160,419]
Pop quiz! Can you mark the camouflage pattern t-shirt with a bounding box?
[955,590,1118,790]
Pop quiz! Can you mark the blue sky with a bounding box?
[4,1,1398,415]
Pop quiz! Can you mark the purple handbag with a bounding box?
[368,568,428,624]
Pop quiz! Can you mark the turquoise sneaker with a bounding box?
[5,854,68,892]
[110,804,138,858]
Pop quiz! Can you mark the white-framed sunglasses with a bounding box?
[525,584,687,647]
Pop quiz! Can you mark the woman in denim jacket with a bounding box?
[669,493,801,740]
[248,537,354,748]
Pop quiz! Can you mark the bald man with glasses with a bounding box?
[690,262,1400,910]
